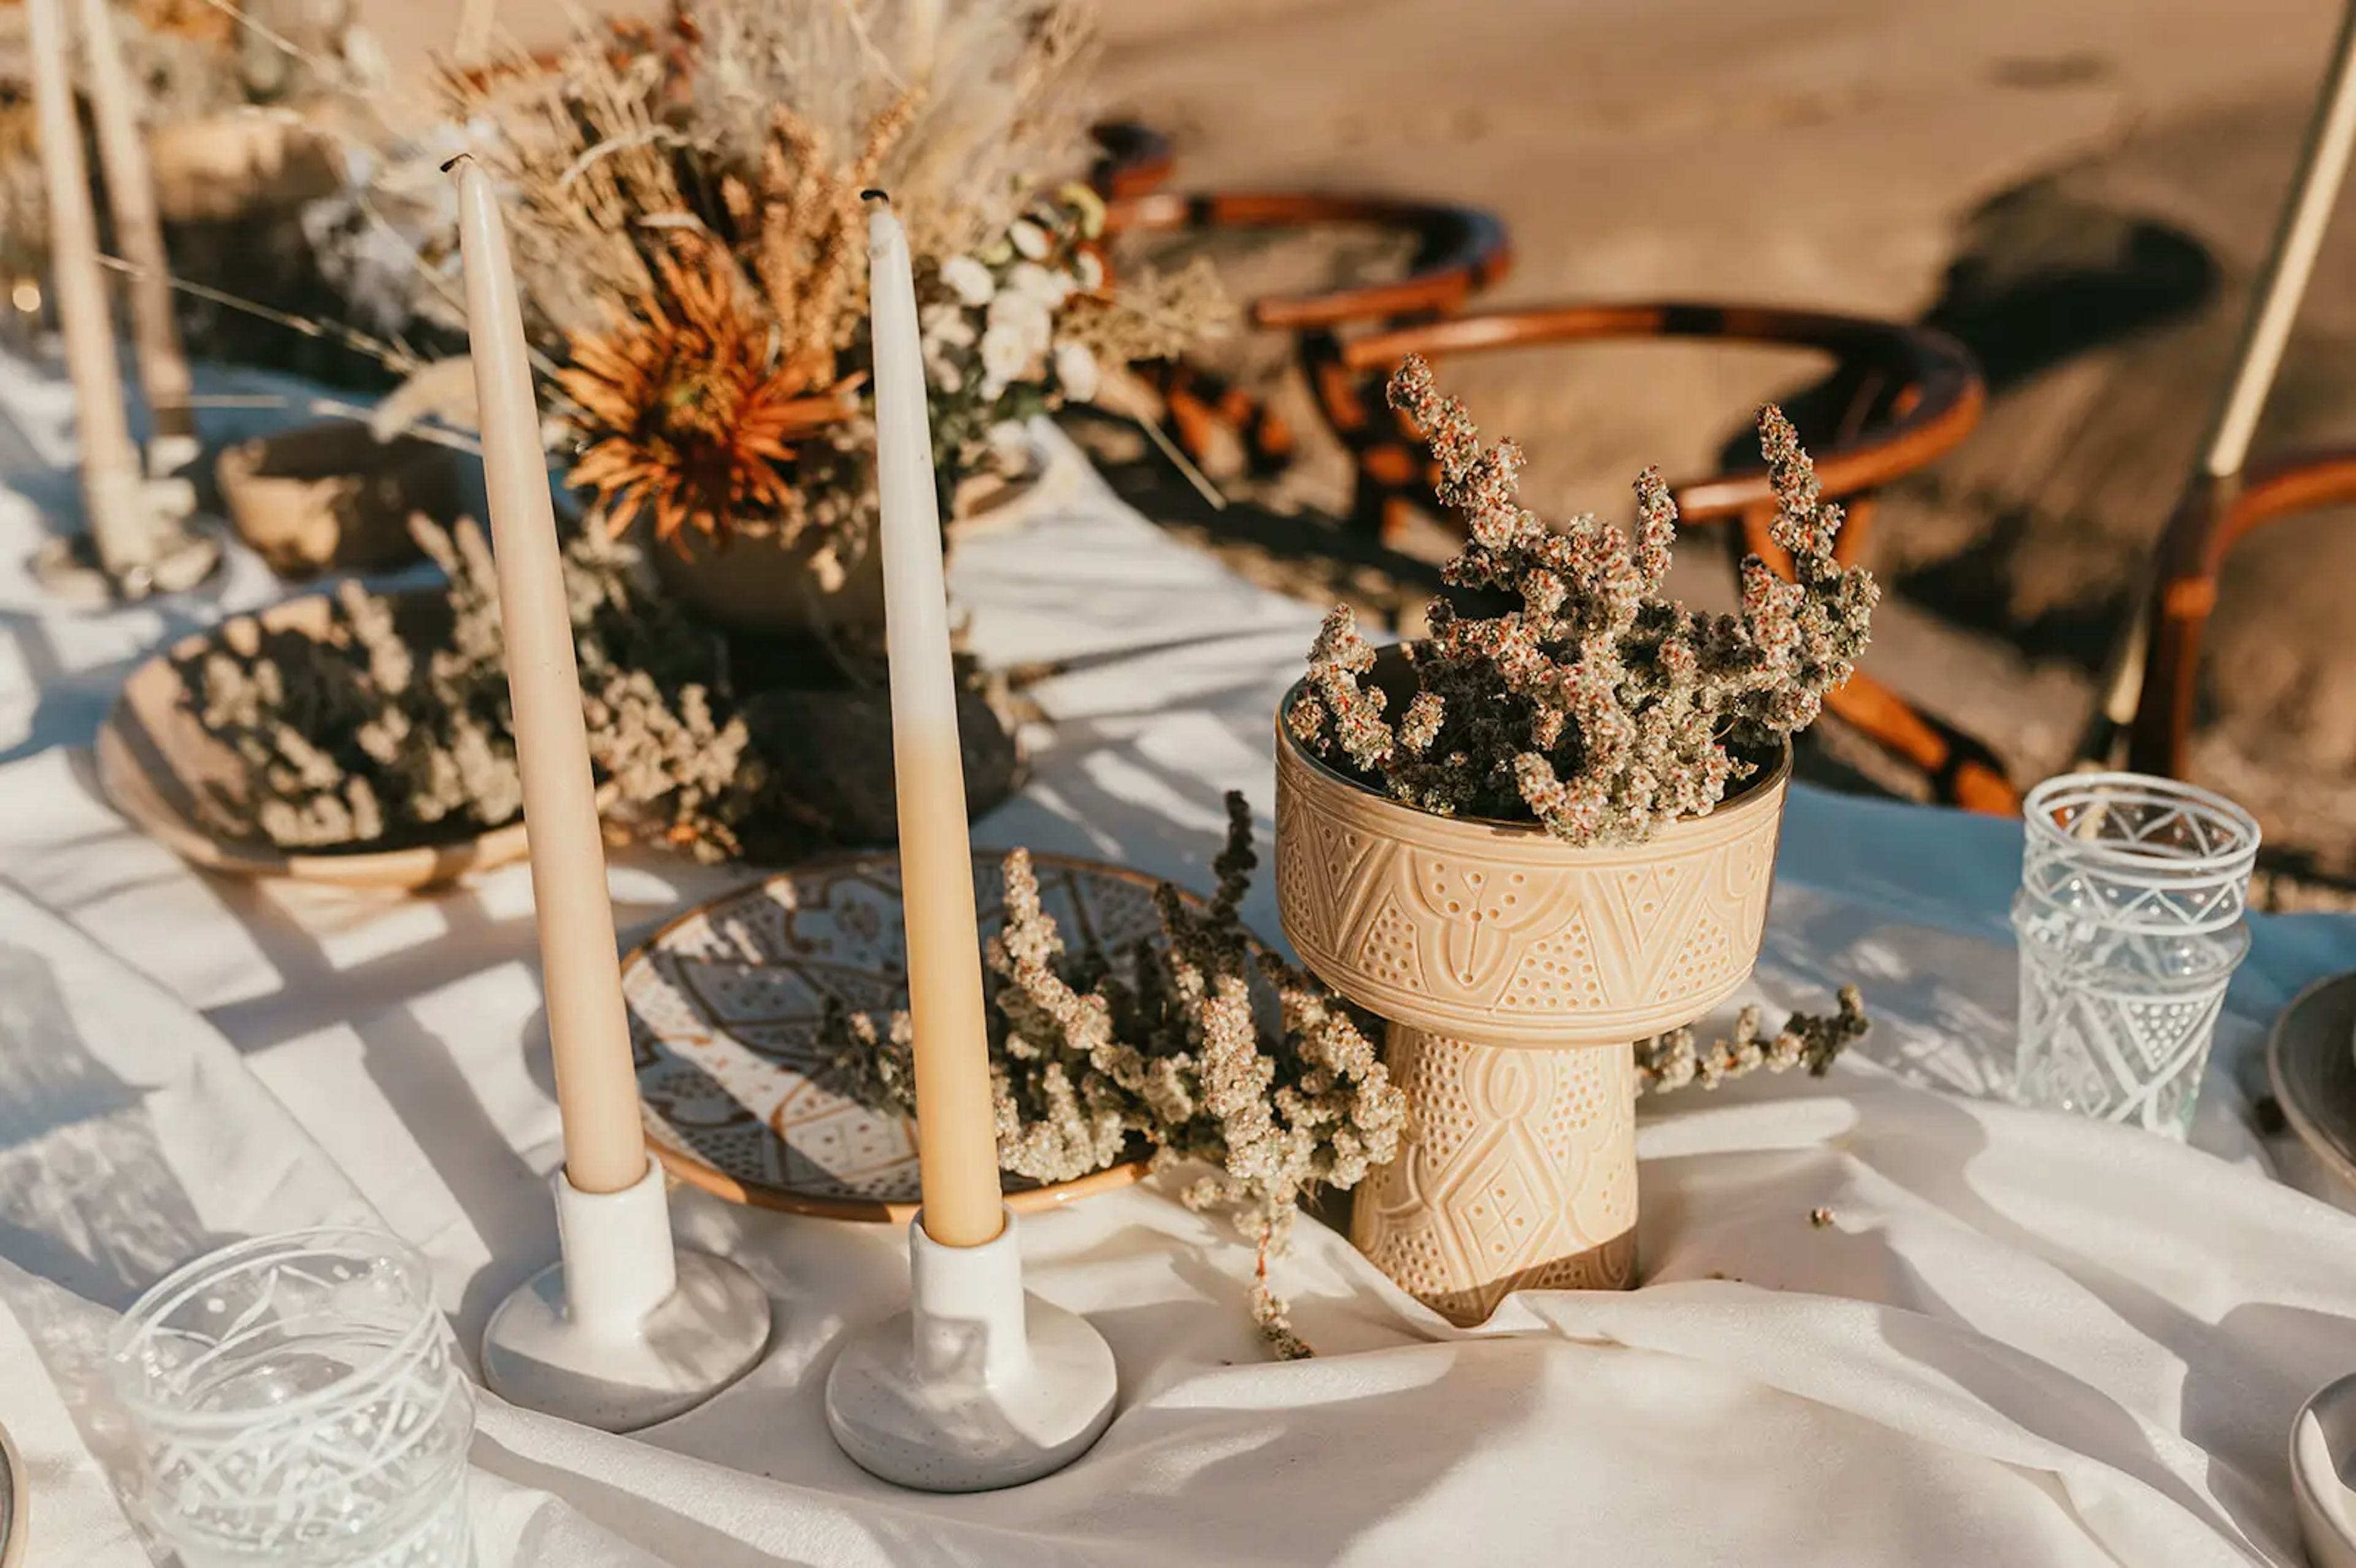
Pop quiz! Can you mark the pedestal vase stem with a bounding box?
[1351,1025,1638,1326]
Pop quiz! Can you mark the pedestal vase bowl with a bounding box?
[1274,698,1790,1324]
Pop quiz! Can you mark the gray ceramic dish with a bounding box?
[0,1416,23,1568]
[2266,972,2356,1189]
[2293,1368,2356,1568]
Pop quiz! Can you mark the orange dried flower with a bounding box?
[559,241,851,552]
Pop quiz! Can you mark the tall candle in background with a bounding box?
[74,0,195,474]
[26,0,148,575]
[906,0,941,80]
[451,156,647,1198]
[864,193,1004,1250]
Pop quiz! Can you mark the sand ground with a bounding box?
[1091,0,2344,492]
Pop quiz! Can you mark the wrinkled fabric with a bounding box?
[3,359,2355,1566]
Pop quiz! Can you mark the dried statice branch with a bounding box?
[1287,356,1878,847]
[1632,986,1871,1096]
[177,515,812,861]
[818,793,1405,1358]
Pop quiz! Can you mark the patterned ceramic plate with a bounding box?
[2268,972,2356,1189]
[625,851,1171,1221]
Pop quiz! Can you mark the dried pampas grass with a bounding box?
[448,0,1099,361]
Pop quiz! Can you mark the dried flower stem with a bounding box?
[1632,986,1871,1095]
[819,793,1403,1359]
[1288,356,1878,847]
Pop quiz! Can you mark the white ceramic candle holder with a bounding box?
[28,476,221,606]
[826,1207,1117,1491]
[480,1160,771,1432]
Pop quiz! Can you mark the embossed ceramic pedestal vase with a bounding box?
[1275,715,1790,1325]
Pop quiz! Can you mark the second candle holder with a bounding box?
[826,1207,1117,1491]
[482,1161,771,1432]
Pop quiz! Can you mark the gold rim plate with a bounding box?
[625,850,1175,1222]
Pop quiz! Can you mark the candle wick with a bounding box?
[441,152,475,175]
[860,188,890,204]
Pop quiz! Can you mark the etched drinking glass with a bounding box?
[106,1228,474,1568]
[2011,772,2260,1139]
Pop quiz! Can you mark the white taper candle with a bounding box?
[866,192,1004,1250]
[27,0,148,574]
[452,156,648,1197]
[73,0,195,472]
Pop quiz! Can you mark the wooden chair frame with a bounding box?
[1104,189,1513,331]
[1087,122,1176,202]
[2128,452,2356,780]
[1099,186,1514,472]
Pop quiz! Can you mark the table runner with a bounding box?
[4,353,2356,1564]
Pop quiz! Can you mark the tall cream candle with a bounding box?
[906,0,941,80]
[866,193,1004,1250]
[26,0,148,576]
[73,0,195,474]
[451,156,647,1198]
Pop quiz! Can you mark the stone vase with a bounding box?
[650,520,889,643]
[647,428,1069,642]
[1274,694,1790,1324]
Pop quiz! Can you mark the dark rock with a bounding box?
[740,682,1024,852]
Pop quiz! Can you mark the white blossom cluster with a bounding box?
[915,193,1107,479]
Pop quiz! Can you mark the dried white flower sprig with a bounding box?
[819,793,1405,1358]
[1632,986,1870,1095]
[1288,355,1879,847]
[178,516,769,860]
[914,185,1226,490]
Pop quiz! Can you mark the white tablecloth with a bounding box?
[4,354,2356,1567]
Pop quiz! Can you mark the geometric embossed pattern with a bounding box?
[1351,1026,1638,1325]
[109,1237,474,1567]
[623,851,1176,1220]
[1277,727,1790,1319]
[2010,775,2259,1139]
[1275,734,1788,1050]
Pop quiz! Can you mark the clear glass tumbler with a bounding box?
[2011,772,2261,1139]
[106,1228,474,1568]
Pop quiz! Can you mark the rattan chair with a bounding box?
[1103,188,1512,474]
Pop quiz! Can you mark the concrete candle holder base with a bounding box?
[826,1208,1117,1492]
[28,477,220,605]
[481,1161,771,1433]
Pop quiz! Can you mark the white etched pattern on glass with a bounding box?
[2019,773,2260,934]
[2013,904,2247,1136]
[2011,774,2259,1141]
[107,1229,474,1567]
